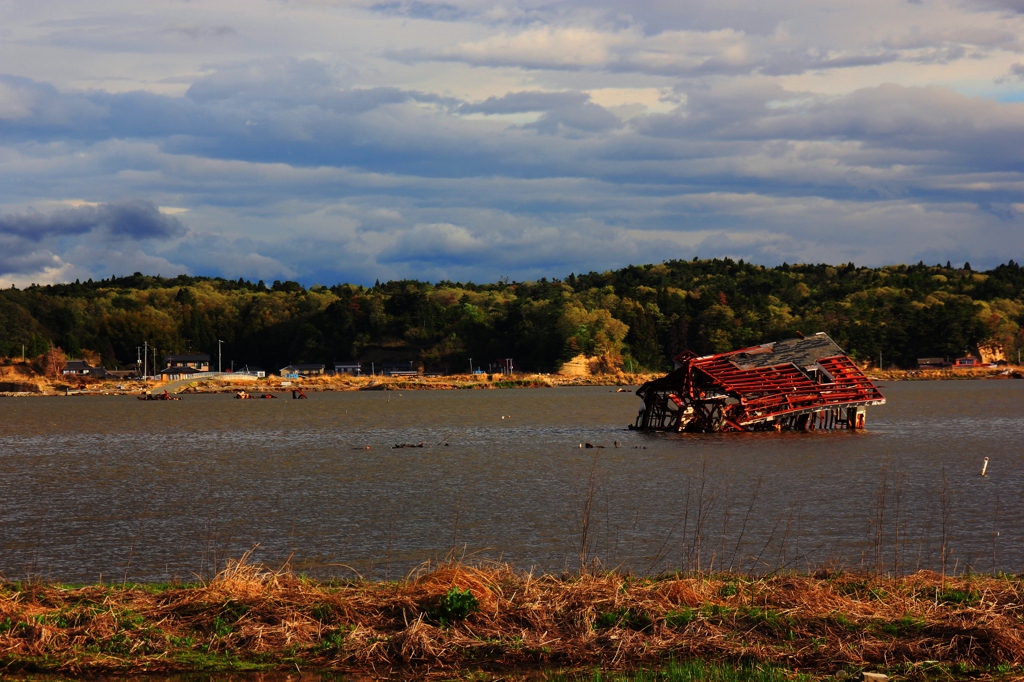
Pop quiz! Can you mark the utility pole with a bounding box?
[136,346,141,374]
[469,357,473,374]
[153,346,157,379]
[21,344,25,362]
[218,339,224,373]
[143,341,148,378]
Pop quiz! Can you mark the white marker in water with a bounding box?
[981,457,989,477]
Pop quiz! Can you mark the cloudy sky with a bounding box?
[1,0,1024,286]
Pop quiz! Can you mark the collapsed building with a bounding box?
[631,333,885,432]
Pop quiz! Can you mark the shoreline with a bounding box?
[2,365,1022,398]
[0,372,661,397]
[4,364,1019,395]
[1,559,1021,680]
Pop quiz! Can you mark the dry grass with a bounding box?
[1,556,1022,678]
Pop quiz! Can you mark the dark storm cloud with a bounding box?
[0,236,62,275]
[97,200,185,238]
[370,1,469,22]
[635,83,1024,175]
[459,90,590,114]
[0,200,183,241]
[459,91,622,134]
[164,25,237,39]
[4,59,1023,198]
[0,64,464,174]
[4,62,1024,204]
[968,0,1024,11]
[0,200,184,277]
[185,58,336,104]
[528,102,623,134]
[184,59,456,111]
[0,207,99,241]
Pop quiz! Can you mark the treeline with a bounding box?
[2,259,1023,373]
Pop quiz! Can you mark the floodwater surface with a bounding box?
[1,381,1021,582]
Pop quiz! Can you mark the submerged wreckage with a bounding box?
[631,332,885,432]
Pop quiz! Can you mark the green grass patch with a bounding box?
[312,625,352,654]
[740,607,795,635]
[168,634,197,649]
[664,608,696,628]
[311,601,335,623]
[547,658,810,681]
[933,588,981,606]
[700,604,736,619]
[171,649,274,671]
[33,611,83,629]
[113,608,147,630]
[874,614,925,637]
[594,608,652,631]
[206,599,251,637]
[211,616,234,637]
[827,612,861,632]
[427,586,480,626]
[837,580,887,601]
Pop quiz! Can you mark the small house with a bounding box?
[334,362,361,376]
[105,369,140,379]
[916,357,946,369]
[62,360,106,378]
[381,361,418,377]
[158,366,206,381]
[953,356,979,368]
[165,354,210,371]
[279,363,325,377]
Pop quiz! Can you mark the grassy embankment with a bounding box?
[2,556,1023,680]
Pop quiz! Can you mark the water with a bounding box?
[1,381,1021,582]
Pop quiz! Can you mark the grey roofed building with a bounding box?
[63,360,92,374]
[381,361,418,376]
[165,354,210,371]
[158,365,206,381]
[334,362,361,375]
[63,360,106,378]
[280,363,325,376]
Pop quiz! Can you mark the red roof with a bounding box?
[637,332,885,431]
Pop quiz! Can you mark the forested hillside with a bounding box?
[2,259,1023,373]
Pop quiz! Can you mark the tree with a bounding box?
[44,346,67,377]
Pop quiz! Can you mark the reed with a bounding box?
[1,554,1022,679]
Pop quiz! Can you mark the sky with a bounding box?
[1,0,1024,287]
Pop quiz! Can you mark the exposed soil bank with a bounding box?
[2,560,1022,680]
